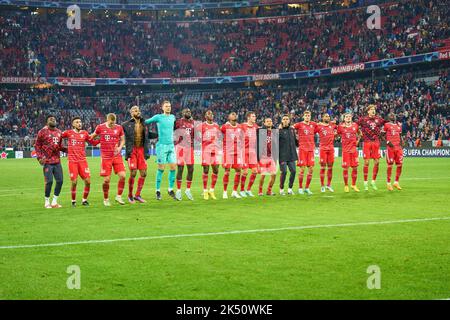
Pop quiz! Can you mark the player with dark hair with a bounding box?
[198,110,221,200]
[316,113,337,193]
[293,110,317,195]
[357,104,385,191]
[278,114,298,195]
[337,113,361,193]
[91,113,126,206]
[239,111,259,197]
[34,114,66,208]
[384,113,404,191]
[221,112,243,199]
[174,108,196,201]
[61,117,99,207]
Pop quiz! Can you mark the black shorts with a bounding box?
[43,163,63,183]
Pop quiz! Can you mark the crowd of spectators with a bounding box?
[1,69,448,150]
[0,0,448,78]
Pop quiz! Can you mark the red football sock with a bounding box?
[186,180,192,189]
[387,165,393,183]
[83,184,90,200]
[211,173,218,190]
[306,173,313,189]
[223,171,230,192]
[298,171,304,188]
[136,177,145,197]
[363,164,369,181]
[240,174,247,192]
[233,173,241,191]
[351,168,358,185]
[128,177,135,198]
[395,165,402,182]
[102,181,110,199]
[343,168,349,186]
[117,178,125,196]
[327,167,333,186]
[372,163,379,181]
[176,179,182,190]
[320,167,326,187]
[247,173,257,191]
[71,185,76,201]
[202,173,208,190]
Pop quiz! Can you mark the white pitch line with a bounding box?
[1,216,449,250]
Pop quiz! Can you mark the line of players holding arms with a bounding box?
[34,101,404,208]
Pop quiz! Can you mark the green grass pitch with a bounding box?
[0,157,449,300]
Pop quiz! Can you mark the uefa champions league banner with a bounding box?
[2,50,449,86]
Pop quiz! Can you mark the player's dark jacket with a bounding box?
[278,126,298,163]
[122,117,158,160]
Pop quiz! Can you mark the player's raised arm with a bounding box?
[144,114,160,125]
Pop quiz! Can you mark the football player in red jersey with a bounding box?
[35,115,67,209]
[257,118,277,196]
[337,113,361,193]
[198,110,221,200]
[239,111,259,198]
[174,108,196,201]
[384,113,404,191]
[221,112,243,199]
[357,104,385,191]
[293,110,317,195]
[62,117,99,207]
[91,113,126,206]
[316,113,337,193]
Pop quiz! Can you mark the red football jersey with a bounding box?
[199,121,221,151]
[240,122,259,155]
[62,129,97,162]
[34,126,64,164]
[337,123,359,154]
[175,118,195,148]
[357,116,385,142]
[384,122,402,149]
[94,123,124,160]
[316,123,336,151]
[221,122,242,156]
[294,121,317,152]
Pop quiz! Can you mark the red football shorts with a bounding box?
[242,152,259,170]
[386,147,403,165]
[363,141,381,160]
[222,153,242,170]
[259,157,277,175]
[201,149,219,166]
[68,160,90,181]
[342,152,359,168]
[127,147,147,171]
[319,149,335,166]
[298,149,315,167]
[176,145,194,166]
[100,156,125,176]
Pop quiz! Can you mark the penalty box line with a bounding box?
[1,216,449,250]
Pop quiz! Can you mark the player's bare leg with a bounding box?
[133,169,147,203]
[184,165,194,200]
[103,176,111,206]
[304,166,314,195]
[258,175,265,196]
[267,174,276,195]
[176,165,184,201]
[239,168,248,198]
[128,169,138,203]
[82,177,91,206]
[115,171,126,205]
